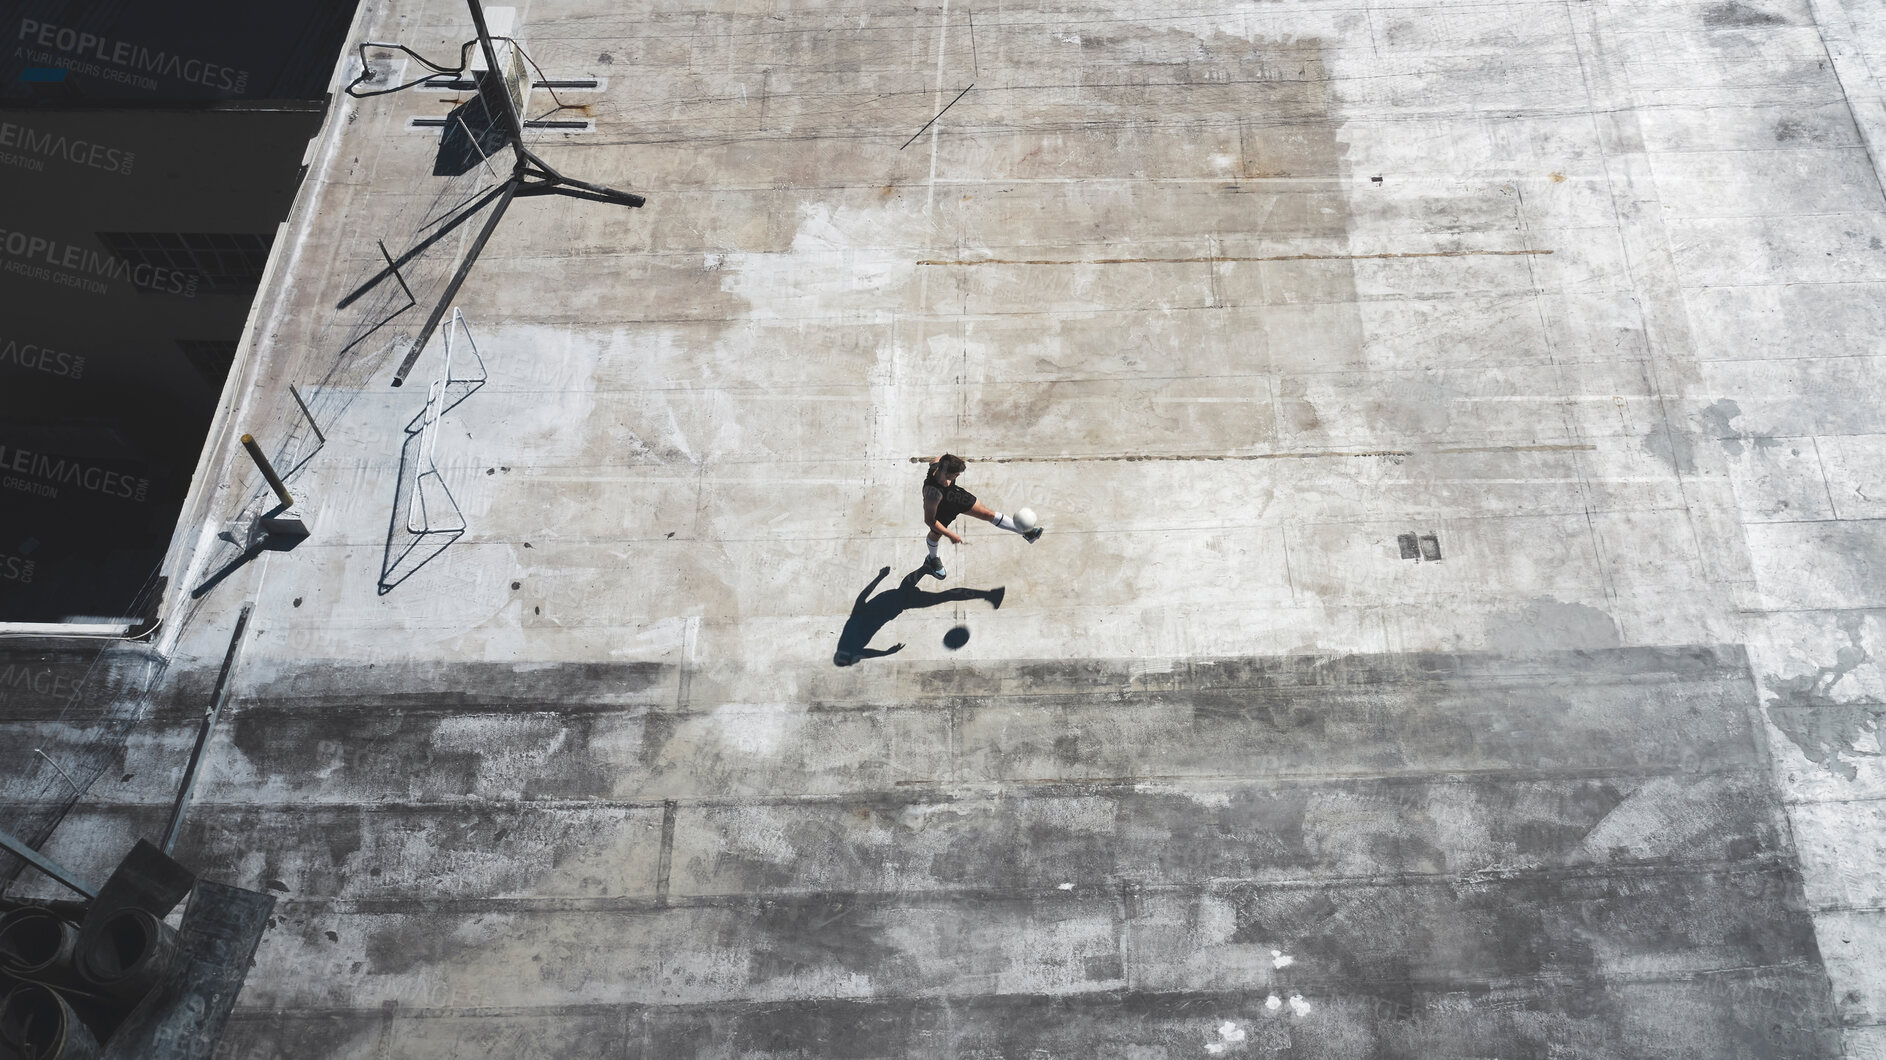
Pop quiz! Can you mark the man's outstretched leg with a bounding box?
[968,502,1045,543]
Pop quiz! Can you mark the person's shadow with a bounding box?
[834,566,1005,666]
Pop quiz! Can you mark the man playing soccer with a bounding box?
[922,453,1042,579]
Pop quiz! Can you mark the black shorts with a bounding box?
[934,485,977,527]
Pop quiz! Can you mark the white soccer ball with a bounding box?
[1013,507,1038,532]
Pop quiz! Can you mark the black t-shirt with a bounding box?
[924,472,976,525]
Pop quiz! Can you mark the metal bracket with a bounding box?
[407,309,485,535]
[0,824,98,898]
[386,0,645,388]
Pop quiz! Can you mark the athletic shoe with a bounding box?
[1023,527,1044,543]
[923,555,947,579]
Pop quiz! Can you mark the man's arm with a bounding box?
[923,491,962,544]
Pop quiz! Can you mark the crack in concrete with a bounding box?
[906,443,1595,464]
[917,248,1555,266]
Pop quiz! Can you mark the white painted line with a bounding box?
[0,621,135,637]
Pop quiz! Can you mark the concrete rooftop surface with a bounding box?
[6,0,1886,1055]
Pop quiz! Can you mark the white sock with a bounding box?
[993,512,1022,533]
[927,538,940,559]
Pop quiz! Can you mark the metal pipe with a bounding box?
[543,172,645,208]
[392,178,519,387]
[336,181,509,309]
[381,1,647,391]
[457,113,501,180]
[33,749,82,795]
[288,385,325,444]
[240,434,293,507]
[466,0,526,147]
[163,603,252,856]
[377,239,417,307]
[519,146,645,207]
[0,826,97,899]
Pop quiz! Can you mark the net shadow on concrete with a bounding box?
[180,161,503,607]
[377,309,486,595]
[376,425,462,595]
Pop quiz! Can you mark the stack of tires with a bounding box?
[0,904,183,1059]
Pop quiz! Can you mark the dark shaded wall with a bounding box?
[1,0,355,104]
[0,0,357,622]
